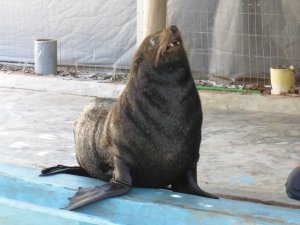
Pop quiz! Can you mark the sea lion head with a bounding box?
[133,25,187,71]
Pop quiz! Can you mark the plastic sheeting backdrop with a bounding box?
[0,0,300,81]
[0,0,137,69]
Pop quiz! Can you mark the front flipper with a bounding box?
[65,156,132,210]
[171,162,218,199]
[65,182,130,210]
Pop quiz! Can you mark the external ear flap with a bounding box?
[133,54,143,71]
[136,54,143,64]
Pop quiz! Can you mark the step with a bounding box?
[0,163,299,225]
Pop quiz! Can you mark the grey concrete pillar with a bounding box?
[35,39,57,75]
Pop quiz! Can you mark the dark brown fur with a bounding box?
[75,26,203,188]
[42,26,216,210]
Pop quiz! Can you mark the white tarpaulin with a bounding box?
[0,0,136,67]
[0,0,300,80]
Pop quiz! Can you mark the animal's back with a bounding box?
[74,97,116,180]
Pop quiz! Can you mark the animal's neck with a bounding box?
[138,64,191,88]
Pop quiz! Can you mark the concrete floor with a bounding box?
[0,73,299,208]
[199,109,300,207]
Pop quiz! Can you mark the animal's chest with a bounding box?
[118,90,202,159]
[115,88,201,187]
[131,140,197,187]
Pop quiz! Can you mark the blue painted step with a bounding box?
[0,163,299,225]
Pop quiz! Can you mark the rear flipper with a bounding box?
[171,162,218,199]
[40,165,91,177]
[65,156,132,210]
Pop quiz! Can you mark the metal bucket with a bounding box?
[35,39,57,75]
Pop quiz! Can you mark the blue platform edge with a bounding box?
[0,163,299,225]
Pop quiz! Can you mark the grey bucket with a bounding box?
[35,39,57,75]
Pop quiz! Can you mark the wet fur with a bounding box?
[75,27,203,188]
[41,27,217,210]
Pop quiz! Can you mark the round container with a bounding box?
[270,66,295,95]
[35,39,57,75]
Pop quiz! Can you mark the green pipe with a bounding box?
[196,86,261,94]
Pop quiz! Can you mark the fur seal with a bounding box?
[41,25,218,210]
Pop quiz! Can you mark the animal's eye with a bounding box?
[150,37,158,46]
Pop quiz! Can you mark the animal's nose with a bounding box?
[170,25,178,34]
